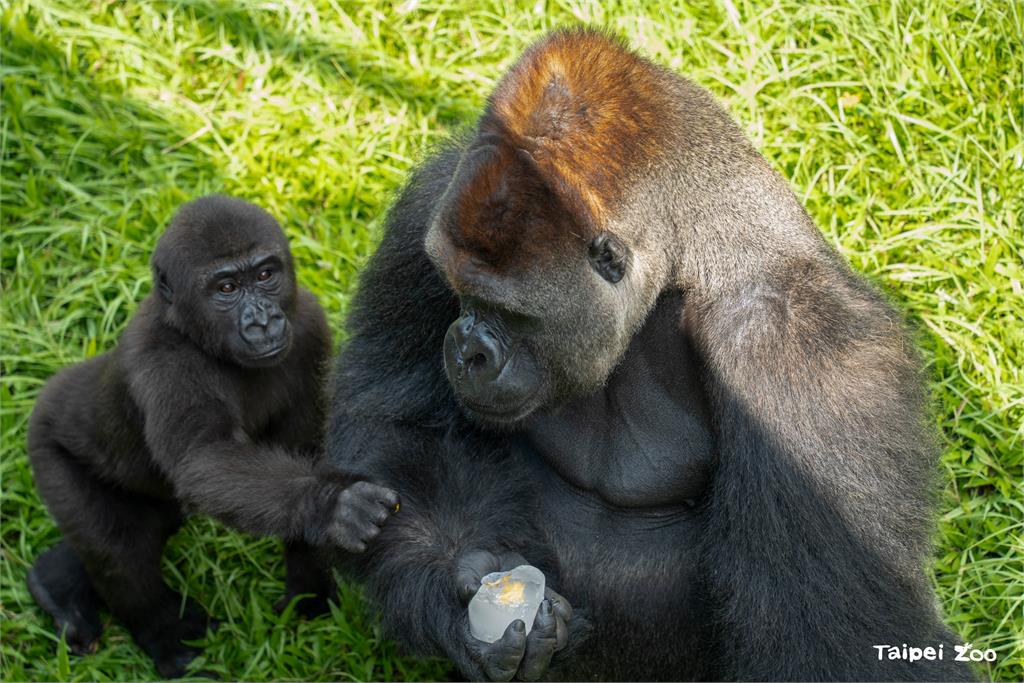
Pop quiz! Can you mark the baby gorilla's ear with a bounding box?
[155,267,174,304]
[588,233,629,283]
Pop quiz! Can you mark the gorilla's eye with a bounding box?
[219,281,238,294]
[257,269,273,281]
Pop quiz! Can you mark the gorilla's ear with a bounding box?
[155,268,174,304]
[588,233,629,283]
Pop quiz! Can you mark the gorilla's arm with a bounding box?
[692,258,971,680]
[134,374,344,542]
[125,347,393,550]
[328,146,565,679]
[337,427,549,679]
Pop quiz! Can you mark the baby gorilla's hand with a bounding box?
[325,481,399,552]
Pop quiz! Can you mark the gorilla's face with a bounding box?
[432,228,637,426]
[424,137,652,425]
[200,252,295,368]
[152,195,298,369]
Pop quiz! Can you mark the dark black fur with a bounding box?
[27,195,397,678]
[326,32,975,682]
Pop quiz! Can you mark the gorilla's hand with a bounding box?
[455,550,573,681]
[455,549,530,601]
[324,481,400,552]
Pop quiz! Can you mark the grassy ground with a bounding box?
[1,0,1021,680]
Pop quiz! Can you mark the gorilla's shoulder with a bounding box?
[116,296,211,381]
[291,287,331,355]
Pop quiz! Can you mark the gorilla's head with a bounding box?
[424,32,678,425]
[425,145,662,425]
[152,195,297,368]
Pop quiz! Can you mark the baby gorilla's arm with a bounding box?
[134,368,398,550]
[171,440,398,551]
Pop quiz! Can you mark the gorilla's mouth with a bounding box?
[449,342,546,425]
[458,390,543,426]
[244,339,291,364]
[251,346,285,360]
[242,324,294,365]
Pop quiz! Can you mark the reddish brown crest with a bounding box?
[437,29,673,280]
[485,29,673,218]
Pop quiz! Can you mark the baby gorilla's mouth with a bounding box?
[243,325,293,365]
[253,344,286,360]
[245,338,291,364]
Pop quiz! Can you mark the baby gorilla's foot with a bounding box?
[273,591,331,619]
[27,543,104,656]
[135,598,214,678]
[275,541,335,619]
[180,598,219,640]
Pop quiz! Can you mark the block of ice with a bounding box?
[467,564,546,643]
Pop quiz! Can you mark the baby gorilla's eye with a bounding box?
[219,281,237,294]
[257,269,273,281]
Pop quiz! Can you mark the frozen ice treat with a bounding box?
[467,565,545,643]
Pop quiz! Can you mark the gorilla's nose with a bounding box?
[446,315,504,387]
[241,300,286,346]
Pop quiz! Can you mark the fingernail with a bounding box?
[512,620,525,633]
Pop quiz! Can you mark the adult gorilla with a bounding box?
[328,30,972,681]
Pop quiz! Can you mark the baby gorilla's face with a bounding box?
[202,251,295,368]
[152,193,300,368]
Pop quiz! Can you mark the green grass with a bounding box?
[1,0,1021,680]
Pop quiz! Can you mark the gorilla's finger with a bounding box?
[553,616,567,652]
[368,502,394,526]
[334,489,395,536]
[348,481,375,495]
[355,520,382,542]
[517,601,558,681]
[497,550,528,569]
[455,550,500,603]
[354,482,400,508]
[456,550,532,603]
[480,620,527,682]
[327,521,367,552]
[459,581,481,604]
[544,588,573,624]
[343,502,382,529]
[380,488,401,510]
[338,538,366,554]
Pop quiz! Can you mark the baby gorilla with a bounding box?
[26,195,398,677]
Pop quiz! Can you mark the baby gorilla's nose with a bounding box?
[240,299,286,347]
[265,311,286,339]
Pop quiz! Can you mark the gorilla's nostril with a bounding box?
[467,353,489,374]
[444,314,506,386]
